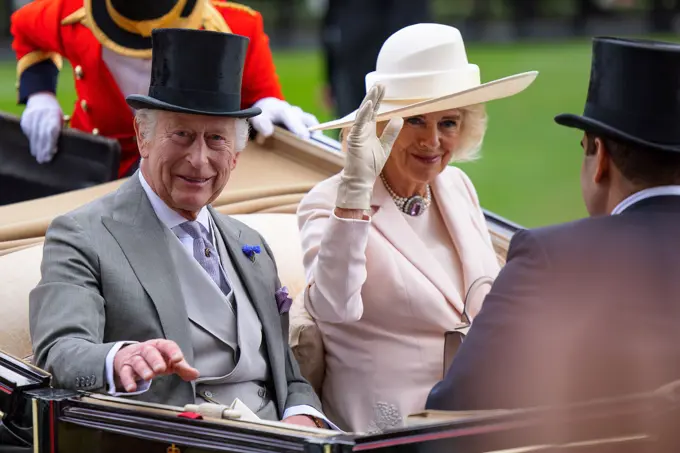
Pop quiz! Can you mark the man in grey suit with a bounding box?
[29,28,331,429]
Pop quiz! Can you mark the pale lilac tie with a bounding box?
[179,221,232,296]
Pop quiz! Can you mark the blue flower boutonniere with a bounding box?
[242,244,261,262]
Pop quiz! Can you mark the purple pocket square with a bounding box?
[275,286,293,314]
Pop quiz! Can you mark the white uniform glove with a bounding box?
[336,84,403,210]
[20,92,63,164]
[250,97,320,139]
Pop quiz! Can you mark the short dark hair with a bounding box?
[585,134,680,187]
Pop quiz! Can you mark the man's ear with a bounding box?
[230,152,240,171]
[593,137,610,184]
[133,119,149,159]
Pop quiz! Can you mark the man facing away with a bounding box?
[426,37,680,411]
[29,27,331,429]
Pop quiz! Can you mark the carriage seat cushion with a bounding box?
[0,244,42,360]
[0,213,325,391]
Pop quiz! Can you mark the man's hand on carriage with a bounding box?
[20,92,63,164]
[113,339,200,393]
[250,97,320,140]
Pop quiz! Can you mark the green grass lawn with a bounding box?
[1,37,673,227]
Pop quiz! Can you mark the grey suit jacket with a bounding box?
[29,175,321,417]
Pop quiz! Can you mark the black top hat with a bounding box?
[126,28,261,118]
[555,37,680,153]
[85,0,200,53]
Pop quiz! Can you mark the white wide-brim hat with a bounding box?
[311,23,538,131]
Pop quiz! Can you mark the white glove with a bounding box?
[336,84,403,210]
[250,97,320,139]
[20,92,63,164]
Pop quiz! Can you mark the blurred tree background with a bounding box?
[0,0,677,226]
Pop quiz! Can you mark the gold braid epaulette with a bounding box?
[203,1,232,33]
[61,7,86,25]
[211,1,256,16]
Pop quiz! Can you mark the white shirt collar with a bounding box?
[138,171,211,234]
[611,185,680,215]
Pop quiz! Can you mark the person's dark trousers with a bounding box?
[650,0,679,32]
[465,0,492,40]
[509,0,537,39]
[321,0,432,119]
[274,0,296,47]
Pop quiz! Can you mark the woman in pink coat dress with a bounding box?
[297,23,538,433]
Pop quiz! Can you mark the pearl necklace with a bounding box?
[380,173,431,216]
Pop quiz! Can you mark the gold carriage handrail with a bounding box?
[216,193,307,215]
[258,203,300,214]
[0,236,44,251]
[0,242,38,257]
[79,393,338,436]
[0,348,51,380]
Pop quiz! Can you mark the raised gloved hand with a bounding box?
[336,84,404,211]
[250,97,320,139]
[20,92,63,164]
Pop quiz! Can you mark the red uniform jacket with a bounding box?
[11,0,284,178]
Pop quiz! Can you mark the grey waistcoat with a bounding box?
[165,217,278,420]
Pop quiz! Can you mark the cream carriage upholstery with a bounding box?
[0,244,42,363]
[0,213,325,392]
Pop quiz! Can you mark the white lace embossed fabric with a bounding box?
[366,401,404,434]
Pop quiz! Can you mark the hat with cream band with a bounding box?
[311,23,538,131]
